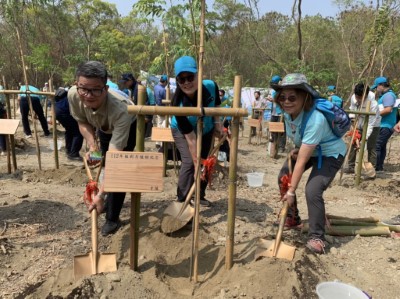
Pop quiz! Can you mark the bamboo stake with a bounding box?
[302,224,390,236]
[326,214,380,223]
[0,90,55,96]
[225,75,242,270]
[129,105,248,117]
[15,27,42,170]
[355,102,371,186]
[130,84,146,271]
[162,21,170,178]
[2,76,17,172]
[191,0,206,283]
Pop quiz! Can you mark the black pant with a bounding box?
[20,97,50,136]
[172,128,214,202]
[56,113,83,157]
[98,120,137,222]
[278,154,344,240]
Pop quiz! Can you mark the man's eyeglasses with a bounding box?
[278,95,297,102]
[77,86,106,97]
[176,74,195,85]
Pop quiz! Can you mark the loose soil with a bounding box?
[0,122,399,299]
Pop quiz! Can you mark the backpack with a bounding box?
[300,98,351,169]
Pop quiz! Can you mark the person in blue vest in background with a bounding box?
[327,85,343,108]
[170,56,223,207]
[371,76,398,172]
[270,75,286,154]
[106,75,119,91]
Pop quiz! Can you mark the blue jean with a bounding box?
[375,127,394,171]
[20,96,50,136]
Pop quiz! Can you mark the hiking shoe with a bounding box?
[381,215,400,226]
[25,135,32,139]
[306,238,326,254]
[101,220,121,236]
[67,155,83,161]
[190,198,211,207]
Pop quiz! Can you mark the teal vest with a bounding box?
[378,90,398,128]
[170,80,217,134]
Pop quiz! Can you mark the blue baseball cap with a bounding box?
[160,75,168,82]
[327,85,336,91]
[174,56,197,77]
[270,75,281,84]
[371,76,387,90]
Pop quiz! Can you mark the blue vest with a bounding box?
[170,80,216,134]
[378,90,398,128]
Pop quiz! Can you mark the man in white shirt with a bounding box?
[346,83,380,172]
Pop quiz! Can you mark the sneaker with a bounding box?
[190,198,211,207]
[101,220,121,236]
[381,215,400,226]
[25,135,32,139]
[274,215,302,230]
[306,238,326,254]
[67,155,83,161]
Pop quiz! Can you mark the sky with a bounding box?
[105,0,341,18]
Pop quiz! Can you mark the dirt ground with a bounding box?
[0,120,399,299]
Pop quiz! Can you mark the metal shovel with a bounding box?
[74,159,117,280]
[160,136,227,234]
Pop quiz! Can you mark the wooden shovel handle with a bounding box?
[91,207,98,274]
[273,201,289,257]
[83,158,93,181]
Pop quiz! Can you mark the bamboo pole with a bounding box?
[225,75,242,269]
[302,223,391,236]
[326,214,380,223]
[129,105,248,117]
[0,90,55,96]
[130,84,146,271]
[49,81,59,169]
[16,27,42,170]
[191,0,206,283]
[2,77,17,172]
[355,102,371,186]
[13,94,16,119]
[162,22,170,178]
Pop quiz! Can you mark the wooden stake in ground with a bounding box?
[130,84,146,271]
[16,27,42,170]
[225,75,242,269]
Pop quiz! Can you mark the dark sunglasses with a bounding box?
[176,74,195,84]
[278,95,297,102]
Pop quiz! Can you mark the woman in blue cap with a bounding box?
[271,73,346,254]
[170,56,223,207]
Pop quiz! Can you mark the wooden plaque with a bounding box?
[268,122,285,133]
[0,119,20,134]
[104,151,164,193]
[248,119,261,128]
[151,127,174,142]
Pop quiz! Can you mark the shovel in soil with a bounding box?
[255,155,296,261]
[160,136,227,234]
[74,159,117,280]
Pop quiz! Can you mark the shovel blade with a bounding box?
[74,252,117,280]
[161,202,194,233]
[255,238,296,261]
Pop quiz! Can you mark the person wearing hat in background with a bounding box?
[18,83,51,139]
[154,74,168,148]
[345,83,380,173]
[269,75,286,154]
[271,73,346,254]
[170,55,223,207]
[69,61,137,236]
[327,85,343,108]
[371,76,398,172]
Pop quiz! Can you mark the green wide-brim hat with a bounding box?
[270,73,320,99]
